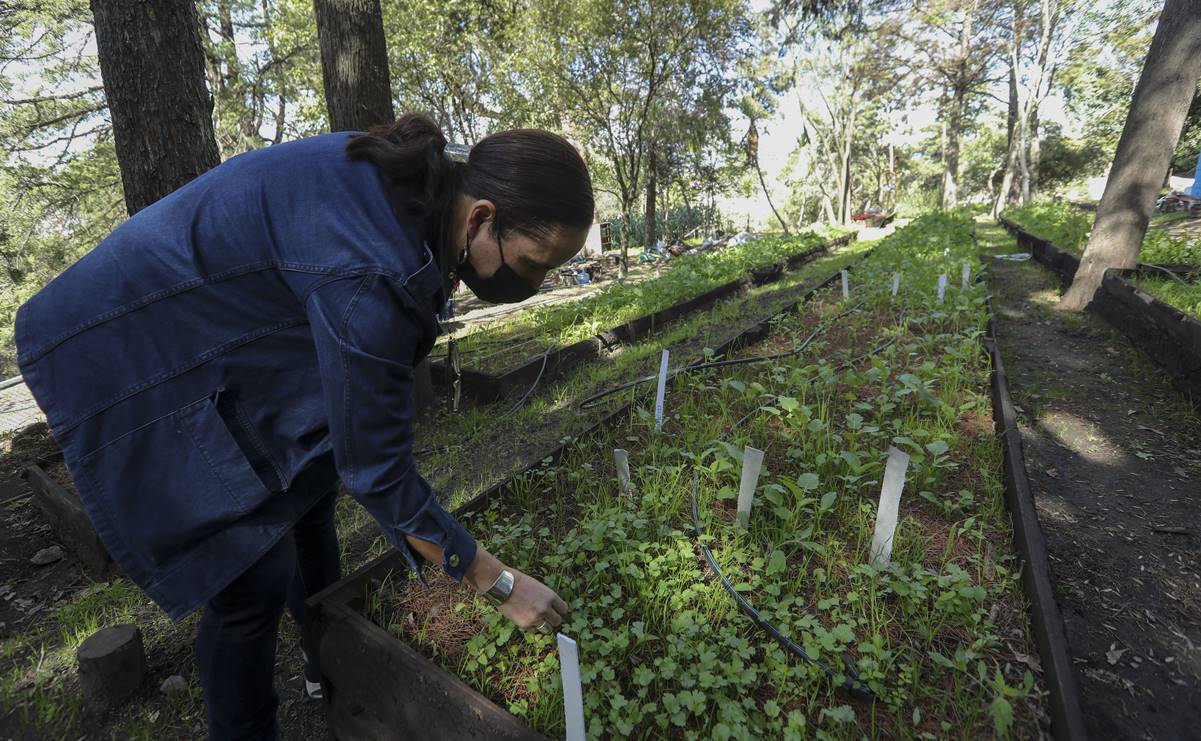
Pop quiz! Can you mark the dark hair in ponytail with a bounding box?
[346,112,594,242]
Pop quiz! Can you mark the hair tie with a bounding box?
[443,142,471,163]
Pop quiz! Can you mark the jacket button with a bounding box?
[448,553,460,568]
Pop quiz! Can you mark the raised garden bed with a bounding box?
[999,218,1201,405]
[1091,271,1201,403]
[433,234,856,403]
[22,458,116,580]
[307,214,1069,739]
[997,217,1081,288]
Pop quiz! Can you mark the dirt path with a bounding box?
[978,221,1201,740]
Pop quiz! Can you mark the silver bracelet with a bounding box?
[482,569,515,605]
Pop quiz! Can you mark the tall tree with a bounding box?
[992,0,1065,216]
[529,0,750,273]
[90,0,220,215]
[914,0,1004,209]
[1060,0,1201,310]
[312,0,442,412]
[313,0,394,132]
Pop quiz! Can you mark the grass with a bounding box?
[362,212,1047,739]
[1130,276,1201,321]
[413,240,876,512]
[1004,201,1201,264]
[444,228,851,374]
[0,230,872,741]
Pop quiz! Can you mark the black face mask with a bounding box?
[456,229,540,303]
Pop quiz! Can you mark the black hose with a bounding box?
[505,347,551,416]
[578,303,863,410]
[687,473,875,701]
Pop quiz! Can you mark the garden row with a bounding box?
[307,213,1068,739]
[432,230,853,401]
[19,242,876,605]
[998,215,1201,405]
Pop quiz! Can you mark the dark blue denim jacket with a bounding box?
[15,132,476,620]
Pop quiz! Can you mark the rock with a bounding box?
[30,545,64,566]
[77,624,145,716]
[160,674,188,696]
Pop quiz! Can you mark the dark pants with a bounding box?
[195,488,341,741]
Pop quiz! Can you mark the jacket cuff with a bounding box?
[387,498,478,583]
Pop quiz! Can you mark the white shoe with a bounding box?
[301,649,323,700]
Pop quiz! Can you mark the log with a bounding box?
[77,624,145,715]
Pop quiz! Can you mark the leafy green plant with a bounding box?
[367,213,1043,738]
[448,229,852,373]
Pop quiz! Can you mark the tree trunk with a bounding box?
[314,0,433,412]
[888,141,897,209]
[942,90,964,209]
[839,104,857,224]
[1006,62,1018,150]
[1027,106,1041,202]
[942,7,974,210]
[313,0,395,132]
[90,0,220,216]
[755,158,790,235]
[1060,0,1201,310]
[644,143,657,247]
[821,195,836,224]
[994,9,1023,218]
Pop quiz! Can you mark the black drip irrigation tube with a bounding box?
[687,473,875,702]
[578,302,866,410]
[676,308,908,702]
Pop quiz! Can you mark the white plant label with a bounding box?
[613,448,632,495]
[840,270,850,300]
[961,262,971,288]
[736,445,766,527]
[936,274,947,304]
[870,446,910,567]
[654,349,670,432]
[557,633,586,741]
[891,273,901,296]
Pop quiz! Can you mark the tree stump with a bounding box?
[77,624,145,715]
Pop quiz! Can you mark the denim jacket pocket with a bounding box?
[76,391,274,568]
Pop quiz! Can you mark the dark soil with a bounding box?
[980,222,1201,740]
[0,258,860,740]
[0,426,326,741]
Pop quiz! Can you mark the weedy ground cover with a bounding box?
[363,213,1047,739]
[1004,201,1201,265]
[444,229,849,375]
[411,242,874,507]
[1131,276,1201,321]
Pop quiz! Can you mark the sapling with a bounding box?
[654,349,669,432]
[557,633,586,741]
[736,446,766,527]
[613,448,632,495]
[869,446,910,567]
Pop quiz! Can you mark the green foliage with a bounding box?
[455,229,850,372]
[1005,200,1201,265]
[607,205,719,248]
[372,213,1043,737]
[1132,278,1201,321]
[1002,201,1093,253]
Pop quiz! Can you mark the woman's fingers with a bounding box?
[551,595,568,615]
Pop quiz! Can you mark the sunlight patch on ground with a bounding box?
[1037,408,1129,466]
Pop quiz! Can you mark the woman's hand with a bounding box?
[462,545,567,632]
[497,565,568,633]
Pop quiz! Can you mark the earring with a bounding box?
[458,233,470,266]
